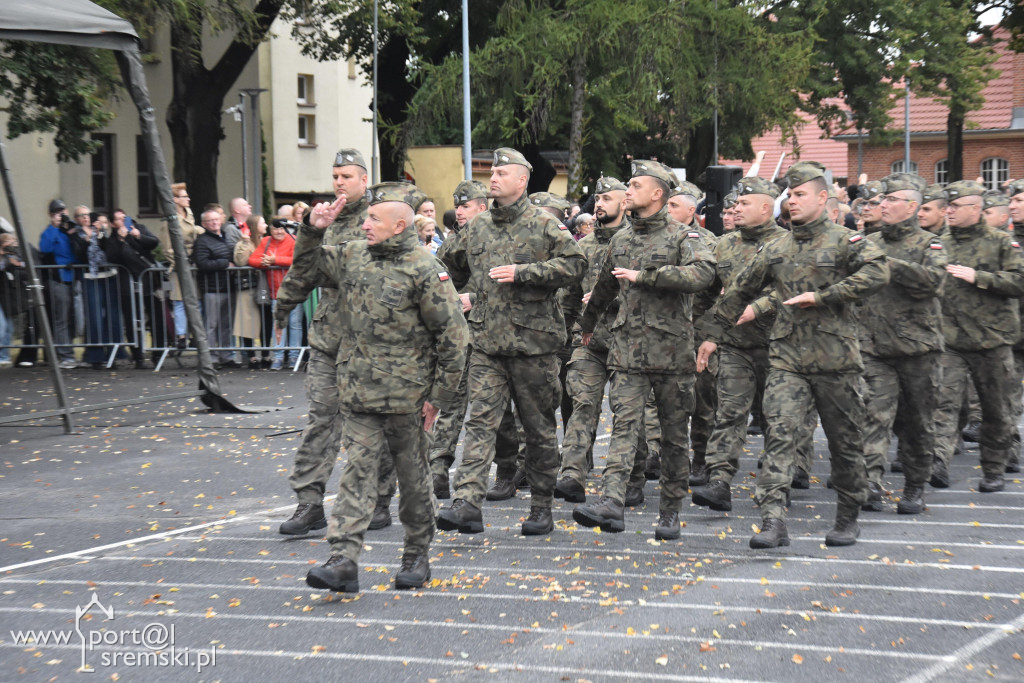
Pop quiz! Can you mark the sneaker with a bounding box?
[0,360,12,369]
[270,360,283,371]
[59,359,77,370]
[17,361,34,368]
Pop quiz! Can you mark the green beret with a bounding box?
[944,180,986,200]
[595,176,627,193]
[881,173,926,195]
[529,192,570,213]
[736,176,780,199]
[723,191,738,209]
[492,147,533,171]
[631,159,678,189]
[982,190,1009,209]
[859,180,884,201]
[1006,179,1024,198]
[369,181,423,208]
[784,161,827,189]
[922,183,946,204]
[453,179,488,205]
[333,148,367,170]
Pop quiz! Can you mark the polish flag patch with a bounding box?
[688,231,700,238]
[558,224,568,230]
[438,271,450,281]
[849,234,863,243]
[1012,241,1021,249]
[930,243,943,250]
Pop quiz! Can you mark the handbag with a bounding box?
[253,270,272,306]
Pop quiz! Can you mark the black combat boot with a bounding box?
[861,481,890,512]
[791,467,810,490]
[749,518,790,549]
[897,486,925,515]
[433,472,450,500]
[572,496,625,532]
[485,475,516,501]
[890,458,903,473]
[1006,453,1021,474]
[513,468,530,489]
[306,555,359,592]
[929,458,950,488]
[521,506,554,536]
[279,503,327,535]
[554,477,587,503]
[978,474,1005,493]
[825,512,860,546]
[645,450,661,480]
[624,484,645,507]
[689,463,709,487]
[961,421,981,443]
[654,510,680,540]
[437,499,484,534]
[691,480,732,512]
[368,499,392,530]
[394,553,431,590]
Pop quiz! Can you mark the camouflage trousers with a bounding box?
[862,353,940,489]
[645,392,662,456]
[933,347,1015,476]
[428,347,521,479]
[757,369,868,520]
[690,350,718,467]
[453,352,561,507]
[603,371,694,512]
[1013,351,1024,447]
[328,411,434,561]
[288,348,345,505]
[558,346,609,487]
[706,345,770,484]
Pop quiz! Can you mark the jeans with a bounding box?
[82,274,123,364]
[0,303,10,362]
[272,299,303,364]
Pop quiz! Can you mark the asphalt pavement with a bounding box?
[1,363,1022,681]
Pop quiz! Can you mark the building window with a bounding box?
[980,157,1009,191]
[891,159,918,174]
[297,74,314,105]
[91,134,115,214]
[934,159,948,185]
[298,114,316,145]
[136,135,158,216]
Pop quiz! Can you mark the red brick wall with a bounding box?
[846,137,1024,184]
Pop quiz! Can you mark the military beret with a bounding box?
[529,192,570,213]
[671,180,702,201]
[333,148,367,170]
[452,179,488,205]
[944,180,986,200]
[369,181,423,208]
[48,199,66,214]
[1006,179,1024,198]
[734,176,780,200]
[492,147,533,171]
[859,180,884,201]
[881,173,926,196]
[982,190,1009,209]
[922,183,946,204]
[723,191,738,209]
[595,176,627,193]
[784,161,827,189]
[631,159,678,189]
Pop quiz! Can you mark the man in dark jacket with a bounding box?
[193,209,238,366]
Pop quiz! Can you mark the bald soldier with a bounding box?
[301,182,469,592]
[573,160,716,539]
[437,148,586,536]
[713,161,888,549]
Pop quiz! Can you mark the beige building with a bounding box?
[0,17,373,242]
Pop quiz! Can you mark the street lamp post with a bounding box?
[240,88,268,212]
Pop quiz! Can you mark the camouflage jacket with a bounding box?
[559,219,628,353]
[1016,222,1024,351]
[687,219,720,341]
[938,220,1024,352]
[714,213,889,374]
[440,192,586,357]
[297,225,468,414]
[858,217,946,358]
[579,206,716,373]
[703,219,788,349]
[276,195,369,354]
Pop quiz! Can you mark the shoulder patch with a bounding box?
[687,231,700,239]
[757,244,765,253]
[558,224,568,231]
[438,271,450,282]
[849,234,864,243]
[1012,241,1021,249]
[929,242,943,250]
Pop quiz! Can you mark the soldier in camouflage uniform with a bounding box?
[430,180,522,500]
[1006,179,1024,474]
[932,180,1024,493]
[982,191,1011,230]
[437,148,586,536]
[857,173,946,515]
[691,177,787,512]
[918,184,947,234]
[572,160,716,540]
[666,181,719,485]
[274,149,371,536]
[860,181,885,235]
[713,161,889,549]
[722,191,737,232]
[301,182,469,593]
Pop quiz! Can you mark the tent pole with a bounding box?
[0,139,75,433]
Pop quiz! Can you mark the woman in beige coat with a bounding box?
[233,215,270,369]
[163,182,203,351]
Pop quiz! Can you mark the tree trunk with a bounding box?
[566,50,586,200]
[947,108,965,182]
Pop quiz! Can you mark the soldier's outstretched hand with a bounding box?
[308,195,347,229]
[489,264,517,283]
[783,292,818,308]
[946,264,977,284]
[735,305,756,326]
[612,267,639,283]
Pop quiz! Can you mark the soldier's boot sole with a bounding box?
[279,517,327,536]
[395,566,430,590]
[572,507,625,533]
[306,568,359,593]
[436,506,484,534]
[749,521,790,549]
[554,478,587,503]
[691,484,732,512]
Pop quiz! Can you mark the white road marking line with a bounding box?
[0,608,952,663]
[902,609,1024,682]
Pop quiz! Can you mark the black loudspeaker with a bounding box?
[703,165,742,236]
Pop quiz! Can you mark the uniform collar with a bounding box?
[949,220,985,240]
[790,212,828,241]
[738,219,779,242]
[367,225,419,259]
[630,206,671,234]
[863,220,883,235]
[594,217,628,243]
[489,192,530,224]
[880,216,918,242]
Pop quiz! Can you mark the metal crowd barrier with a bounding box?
[0,263,309,372]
